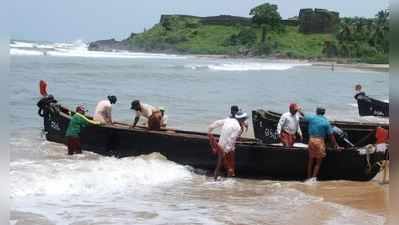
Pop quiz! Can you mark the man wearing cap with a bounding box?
[230,105,248,132]
[93,95,117,124]
[208,111,248,180]
[130,100,162,130]
[230,105,239,118]
[298,107,340,180]
[65,105,100,155]
[276,103,303,147]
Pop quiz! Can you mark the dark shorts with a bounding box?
[67,136,82,155]
[148,111,162,130]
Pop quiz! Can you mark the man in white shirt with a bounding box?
[93,95,117,124]
[276,103,303,147]
[208,111,248,180]
[230,105,248,132]
[130,100,162,130]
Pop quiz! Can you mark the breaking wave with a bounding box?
[10,48,43,56]
[187,62,311,71]
[11,153,193,197]
[9,40,187,59]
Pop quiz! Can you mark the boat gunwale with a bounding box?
[260,110,389,128]
[54,105,365,154]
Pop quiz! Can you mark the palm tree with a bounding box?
[337,22,352,42]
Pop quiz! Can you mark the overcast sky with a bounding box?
[9,0,389,42]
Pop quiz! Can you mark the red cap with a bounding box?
[76,105,86,114]
[289,103,298,111]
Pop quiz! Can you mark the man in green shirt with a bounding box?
[65,105,99,155]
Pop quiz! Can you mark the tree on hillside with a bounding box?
[249,3,282,43]
[376,9,389,26]
[323,8,389,63]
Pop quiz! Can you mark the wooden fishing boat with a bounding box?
[37,96,386,181]
[252,110,388,146]
[357,96,389,117]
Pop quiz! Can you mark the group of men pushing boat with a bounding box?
[276,103,341,181]
[91,96,168,129]
[65,96,339,182]
[65,95,168,155]
[207,103,343,181]
[63,84,388,182]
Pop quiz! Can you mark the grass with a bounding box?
[269,26,334,58]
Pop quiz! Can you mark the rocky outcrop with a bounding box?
[298,8,339,34]
[88,33,137,51]
[88,38,129,51]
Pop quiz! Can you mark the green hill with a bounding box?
[89,5,389,64]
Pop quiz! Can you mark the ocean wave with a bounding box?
[10,48,43,56]
[46,49,187,59]
[10,152,192,197]
[10,41,36,48]
[187,62,310,71]
[10,40,187,59]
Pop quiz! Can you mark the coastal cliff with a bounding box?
[88,6,389,64]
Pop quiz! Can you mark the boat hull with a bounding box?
[39,102,385,181]
[357,97,389,117]
[252,110,389,147]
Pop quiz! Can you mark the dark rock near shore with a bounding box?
[88,34,137,51]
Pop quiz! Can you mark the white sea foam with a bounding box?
[266,188,384,225]
[188,62,310,71]
[324,202,385,225]
[45,49,186,59]
[10,40,187,59]
[10,48,43,56]
[10,153,192,197]
[10,41,35,48]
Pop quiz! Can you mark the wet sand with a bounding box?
[291,172,389,217]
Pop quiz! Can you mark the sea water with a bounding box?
[10,40,388,225]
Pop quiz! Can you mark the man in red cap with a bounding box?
[276,103,303,147]
[65,105,99,155]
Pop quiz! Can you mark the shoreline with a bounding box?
[90,47,389,72]
[188,53,389,72]
[311,61,389,72]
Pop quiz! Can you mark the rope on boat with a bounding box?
[366,145,372,173]
[361,144,376,173]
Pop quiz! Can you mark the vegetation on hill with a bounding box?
[125,4,389,64]
[322,9,389,64]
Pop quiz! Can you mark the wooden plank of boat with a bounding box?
[252,109,388,147]
[37,98,386,181]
